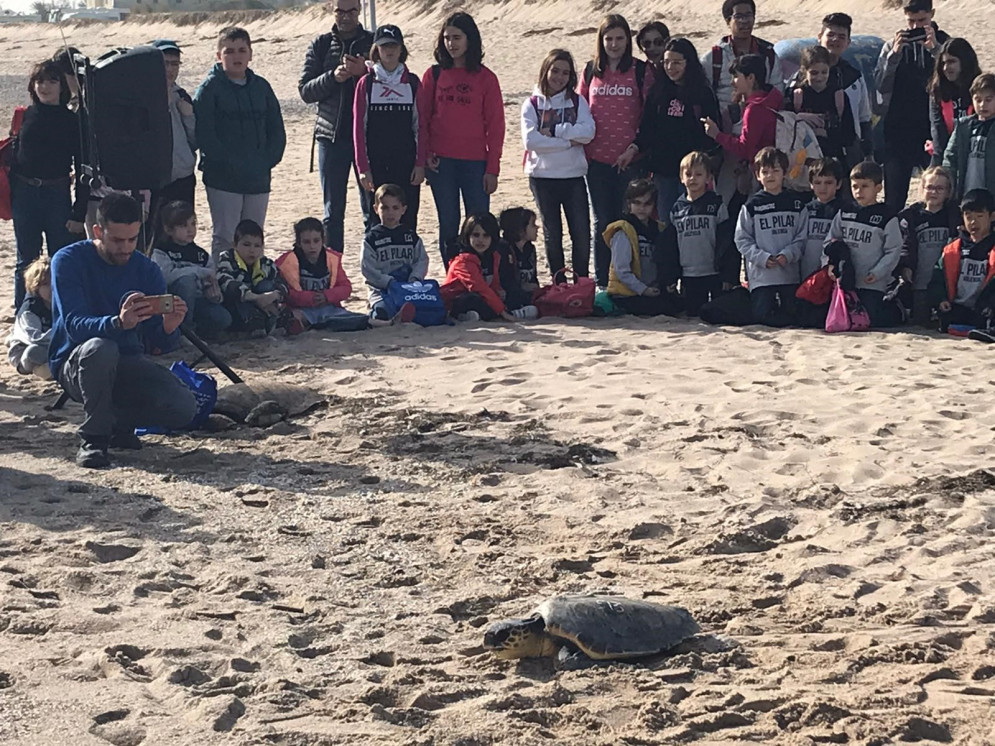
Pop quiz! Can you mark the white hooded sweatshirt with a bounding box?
[521,87,596,179]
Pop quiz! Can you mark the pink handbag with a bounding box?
[825,281,871,333]
[533,267,595,318]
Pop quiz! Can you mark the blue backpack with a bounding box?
[135,361,217,435]
[383,278,447,327]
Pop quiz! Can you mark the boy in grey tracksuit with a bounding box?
[361,190,430,321]
[735,148,808,325]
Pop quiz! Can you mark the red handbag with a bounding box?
[0,107,27,221]
[796,265,834,305]
[533,267,595,318]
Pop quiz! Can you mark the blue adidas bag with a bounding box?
[135,361,217,435]
[383,279,447,327]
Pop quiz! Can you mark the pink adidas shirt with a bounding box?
[578,62,654,165]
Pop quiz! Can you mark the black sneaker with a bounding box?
[76,439,110,469]
[109,431,142,450]
[968,328,995,344]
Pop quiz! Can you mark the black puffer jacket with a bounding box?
[298,25,374,142]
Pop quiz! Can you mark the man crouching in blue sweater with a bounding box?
[50,193,197,468]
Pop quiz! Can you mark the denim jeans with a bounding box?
[427,157,489,262]
[654,175,684,223]
[586,159,644,286]
[298,305,369,331]
[168,274,232,339]
[58,338,197,442]
[318,136,370,253]
[529,176,591,279]
[11,177,75,309]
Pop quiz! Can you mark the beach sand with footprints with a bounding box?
[1,1,995,743]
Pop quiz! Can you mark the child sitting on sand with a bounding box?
[606,178,683,317]
[277,217,371,334]
[7,255,52,379]
[151,201,232,340]
[216,220,287,335]
[927,188,995,332]
[440,213,539,322]
[361,184,428,324]
[499,207,540,296]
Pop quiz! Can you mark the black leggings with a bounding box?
[451,292,500,320]
[612,292,683,317]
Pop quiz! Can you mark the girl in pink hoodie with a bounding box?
[703,53,783,168]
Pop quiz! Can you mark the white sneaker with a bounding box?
[457,311,481,322]
[511,305,539,320]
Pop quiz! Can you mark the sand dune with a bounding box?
[1,1,995,744]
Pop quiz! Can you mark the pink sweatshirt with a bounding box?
[577,61,654,165]
[715,87,783,163]
[417,65,506,175]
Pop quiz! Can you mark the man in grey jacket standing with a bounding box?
[299,0,373,253]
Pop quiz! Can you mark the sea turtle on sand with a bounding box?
[208,382,324,429]
[483,595,699,669]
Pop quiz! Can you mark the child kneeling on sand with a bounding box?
[606,178,682,317]
[216,219,287,336]
[440,213,539,322]
[927,188,995,333]
[7,255,52,379]
[277,217,371,334]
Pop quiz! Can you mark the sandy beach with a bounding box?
[1,1,994,743]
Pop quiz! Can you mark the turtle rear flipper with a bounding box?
[245,400,288,427]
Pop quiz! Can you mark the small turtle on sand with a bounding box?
[483,595,699,669]
[208,382,324,429]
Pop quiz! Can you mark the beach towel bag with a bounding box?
[0,106,27,221]
[383,278,447,327]
[534,267,595,318]
[796,266,835,305]
[135,361,217,435]
[825,281,871,333]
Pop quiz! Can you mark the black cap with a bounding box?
[151,39,181,54]
[373,25,403,45]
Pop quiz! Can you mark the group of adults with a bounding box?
[6,0,980,469]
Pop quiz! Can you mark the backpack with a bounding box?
[711,41,777,91]
[0,106,27,221]
[383,278,447,327]
[770,109,824,191]
[582,59,646,96]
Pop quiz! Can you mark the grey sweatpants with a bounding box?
[8,342,50,377]
[205,187,269,261]
[58,338,197,442]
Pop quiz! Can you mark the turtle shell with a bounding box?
[213,383,323,423]
[536,595,699,660]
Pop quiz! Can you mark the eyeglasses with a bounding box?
[334,7,360,15]
[924,184,949,192]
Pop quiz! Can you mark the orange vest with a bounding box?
[941,239,995,302]
[277,249,341,293]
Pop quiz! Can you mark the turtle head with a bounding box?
[483,614,551,659]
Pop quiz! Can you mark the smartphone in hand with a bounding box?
[144,294,175,315]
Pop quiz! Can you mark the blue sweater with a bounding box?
[49,240,176,377]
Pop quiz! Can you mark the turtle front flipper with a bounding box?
[245,400,289,428]
[554,642,600,671]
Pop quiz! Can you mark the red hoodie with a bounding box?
[417,65,505,175]
[439,250,505,315]
[715,86,783,163]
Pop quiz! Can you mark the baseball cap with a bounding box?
[151,39,182,54]
[373,25,403,46]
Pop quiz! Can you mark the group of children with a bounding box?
[600,144,994,334]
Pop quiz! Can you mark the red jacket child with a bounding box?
[275,247,352,309]
[439,248,505,316]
